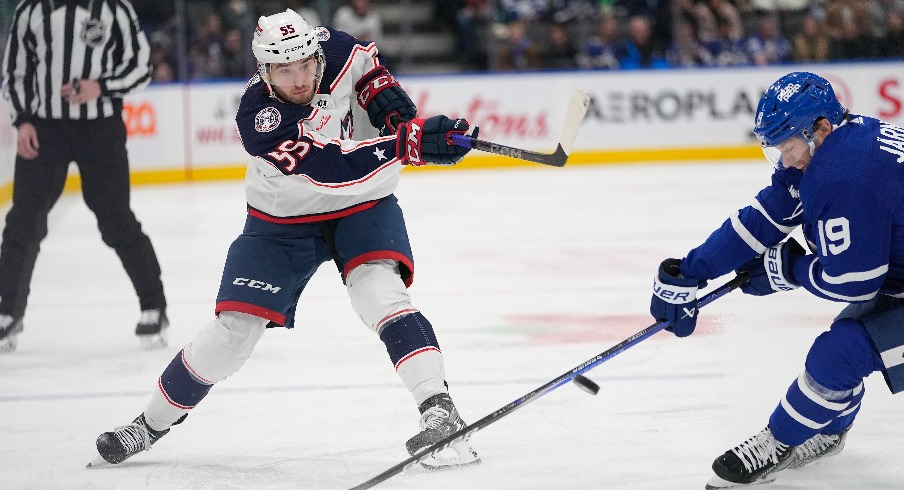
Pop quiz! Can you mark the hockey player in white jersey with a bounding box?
[650,71,904,487]
[91,9,480,471]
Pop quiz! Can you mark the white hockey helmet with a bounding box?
[252,9,324,92]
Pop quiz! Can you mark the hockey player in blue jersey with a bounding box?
[650,71,904,487]
[91,9,480,470]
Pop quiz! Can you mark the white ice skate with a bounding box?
[405,393,481,470]
[788,428,850,469]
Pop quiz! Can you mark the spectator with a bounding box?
[706,16,750,66]
[823,0,856,40]
[666,19,714,67]
[189,11,226,79]
[497,19,540,70]
[704,0,744,41]
[150,41,176,83]
[152,62,175,83]
[792,14,830,62]
[830,17,879,59]
[852,0,887,38]
[332,0,383,43]
[457,0,492,70]
[498,0,549,22]
[877,10,904,58]
[539,22,578,69]
[747,0,810,13]
[221,28,248,79]
[576,14,624,70]
[674,0,710,42]
[548,0,599,24]
[619,15,669,69]
[746,15,791,65]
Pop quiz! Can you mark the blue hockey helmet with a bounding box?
[754,72,846,147]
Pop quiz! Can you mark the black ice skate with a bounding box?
[788,427,850,469]
[89,414,178,466]
[135,308,169,350]
[706,426,793,488]
[405,393,480,470]
[0,315,24,353]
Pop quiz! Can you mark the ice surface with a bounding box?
[1,161,901,489]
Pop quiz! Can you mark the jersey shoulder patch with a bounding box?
[236,84,315,156]
[254,107,281,133]
[315,26,330,42]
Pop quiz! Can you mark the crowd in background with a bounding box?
[479,0,904,71]
[2,0,904,83]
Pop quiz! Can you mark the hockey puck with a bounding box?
[573,375,600,396]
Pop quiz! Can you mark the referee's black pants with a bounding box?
[0,116,166,319]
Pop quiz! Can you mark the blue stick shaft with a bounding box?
[349,272,749,490]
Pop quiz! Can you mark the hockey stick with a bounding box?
[449,88,591,167]
[348,272,749,490]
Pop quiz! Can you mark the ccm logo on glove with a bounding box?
[404,120,424,165]
[356,70,398,108]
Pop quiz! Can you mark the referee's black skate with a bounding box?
[89,413,184,466]
[135,308,169,350]
[405,393,480,470]
[0,315,24,353]
[706,426,793,488]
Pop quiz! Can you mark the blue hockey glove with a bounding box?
[396,116,478,166]
[651,258,705,337]
[355,65,417,136]
[737,239,807,296]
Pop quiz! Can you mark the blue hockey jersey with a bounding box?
[680,115,904,302]
[234,27,403,223]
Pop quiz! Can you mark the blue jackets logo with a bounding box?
[255,107,281,132]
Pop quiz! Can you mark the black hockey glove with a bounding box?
[396,116,478,166]
[651,258,707,337]
[355,65,417,136]
[736,239,807,296]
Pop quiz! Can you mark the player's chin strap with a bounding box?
[348,272,750,490]
[806,113,850,157]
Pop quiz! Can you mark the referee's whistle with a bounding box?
[72,78,80,96]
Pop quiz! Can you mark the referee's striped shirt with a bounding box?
[1,0,151,126]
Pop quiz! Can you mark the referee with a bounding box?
[0,0,168,352]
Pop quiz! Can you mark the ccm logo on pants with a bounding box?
[232,278,281,293]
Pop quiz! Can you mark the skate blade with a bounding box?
[0,334,20,353]
[86,454,113,468]
[705,474,776,489]
[419,442,481,470]
[138,332,168,350]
